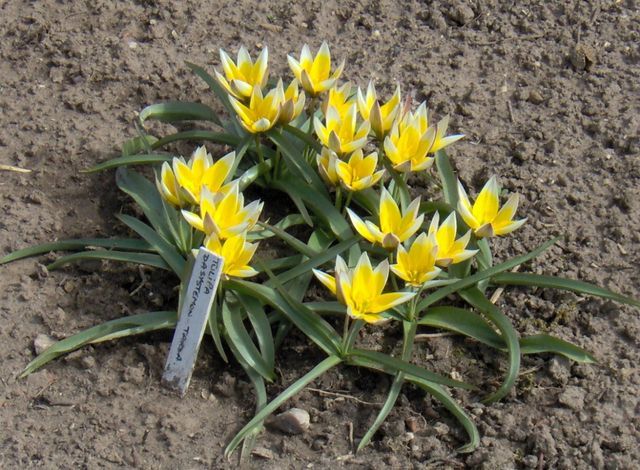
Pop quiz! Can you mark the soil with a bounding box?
[1,1,639,469]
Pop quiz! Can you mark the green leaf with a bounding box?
[122,135,159,156]
[46,250,170,271]
[185,61,237,119]
[221,300,275,382]
[476,238,493,292]
[459,288,520,403]
[238,160,273,191]
[257,221,318,257]
[520,334,596,363]
[151,130,241,150]
[348,349,475,390]
[357,373,404,452]
[266,237,358,287]
[236,293,275,370]
[347,355,479,453]
[207,297,228,362]
[282,124,322,153]
[139,101,220,126]
[267,130,325,193]
[304,301,345,315]
[115,167,173,242]
[20,311,176,377]
[224,355,342,457]
[225,279,342,356]
[419,306,503,350]
[272,176,352,241]
[83,154,173,173]
[417,237,559,311]
[435,149,458,207]
[0,238,153,265]
[491,272,640,308]
[255,255,303,273]
[116,214,186,276]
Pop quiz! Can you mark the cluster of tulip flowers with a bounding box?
[4,41,638,462]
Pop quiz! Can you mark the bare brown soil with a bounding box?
[1,1,639,468]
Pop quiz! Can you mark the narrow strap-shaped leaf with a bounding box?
[348,349,475,390]
[225,279,342,356]
[238,160,273,191]
[282,124,322,153]
[236,293,275,370]
[257,221,318,257]
[476,238,493,293]
[266,237,358,287]
[84,154,173,173]
[520,334,596,363]
[347,355,479,453]
[248,214,307,241]
[46,250,170,271]
[435,149,458,207]
[267,130,326,193]
[185,61,237,119]
[151,130,241,150]
[491,272,640,308]
[255,255,303,273]
[122,135,159,157]
[207,296,228,362]
[115,167,173,242]
[419,306,503,350]
[352,187,379,216]
[221,301,275,382]
[272,177,352,241]
[417,237,559,311]
[117,214,185,276]
[20,311,176,377]
[0,238,153,265]
[459,288,520,403]
[224,355,342,457]
[139,101,221,126]
[304,301,345,315]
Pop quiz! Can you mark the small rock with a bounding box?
[548,357,571,384]
[34,334,55,355]
[123,363,146,385]
[267,408,310,435]
[448,3,475,25]
[569,43,596,71]
[80,356,96,369]
[251,447,275,459]
[432,422,449,436]
[522,454,538,468]
[405,416,421,433]
[558,386,586,411]
[528,90,544,105]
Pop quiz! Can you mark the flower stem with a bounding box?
[343,319,364,353]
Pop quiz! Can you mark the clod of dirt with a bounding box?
[558,386,586,411]
[266,408,310,435]
[447,2,475,26]
[33,334,55,355]
[570,43,597,71]
[548,356,571,385]
[251,447,275,460]
[527,90,545,105]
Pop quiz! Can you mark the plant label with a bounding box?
[162,248,224,397]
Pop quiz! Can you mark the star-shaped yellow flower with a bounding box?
[428,212,477,267]
[202,232,259,279]
[313,253,415,324]
[357,82,401,139]
[215,46,269,100]
[287,42,345,97]
[457,177,527,238]
[316,147,340,187]
[383,112,435,172]
[390,233,441,287]
[335,149,385,192]
[314,105,370,156]
[156,147,235,207]
[182,183,263,239]
[347,188,423,250]
[229,86,282,134]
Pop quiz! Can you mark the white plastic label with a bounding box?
[162,248,224,396]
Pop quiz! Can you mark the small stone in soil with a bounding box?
[251,447,275,459]
[33,334,55,355]
[267,408,310,435]
[558,386,586,411]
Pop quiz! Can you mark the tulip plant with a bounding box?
[3,42,639,460]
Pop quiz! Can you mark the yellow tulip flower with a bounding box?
[313,253,415,324]
[457,177,527,238]
[316,147,340,186]
[275,78,306,125]
[390,233,441,287]
[156,147,235,206]
[202,232,259,279]
[314,105,370,155]
[428,212,478,267]
[383,113,436,172]
[182,183,263,239]
[215,46,269,100]
[335,149,385,192]
[357,82,401,139]
[347,188,424,249]
[429,115,464,154]
[324,82,355,117]
[229,86,282,133]
[287,42,345,97]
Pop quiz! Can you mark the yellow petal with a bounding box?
[472,177,500,225]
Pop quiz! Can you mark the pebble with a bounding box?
[33,334,55,355]
[251,447,275,459]
[570,43,596,71]
[523,454,538,468]
[267,408,310,435]
[558,386,586,411]
[528,90,545,105]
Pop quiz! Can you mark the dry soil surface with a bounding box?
[1,1,639,469]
